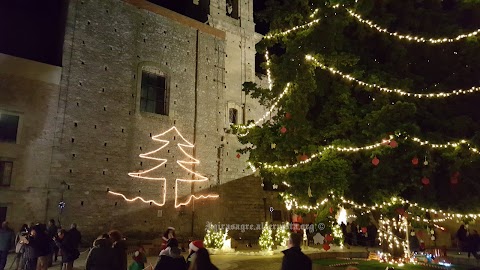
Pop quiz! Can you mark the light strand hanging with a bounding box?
[258,134,478,170]
[264,5,480,44]
[306,55,480,98]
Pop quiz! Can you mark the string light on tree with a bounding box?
[264,5,480,44]
[237,83,291,136]
[259,222,274,251]
[306,55,480,98]
[331,4,480,44]
[275,222,290,247]
[253,131,479,171]
[108,126,218,208]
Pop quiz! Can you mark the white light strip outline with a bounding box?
[306,55,480,98]
[264,5,480,43]
[108,190,165,207]
[108,126,218,208]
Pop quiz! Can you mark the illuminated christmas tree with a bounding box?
[259,222,274,251]
[204,222,224,249]
[275,222,290,247]
[109,126,218,207]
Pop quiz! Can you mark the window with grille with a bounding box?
[0,161,13,186]
[229,108,238,125]
[140,71,168,115]
[0,113,19,143]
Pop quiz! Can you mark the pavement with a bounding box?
[4,246,368,270]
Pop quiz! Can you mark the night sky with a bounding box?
[0,0,268,67]
[0,0,68,67]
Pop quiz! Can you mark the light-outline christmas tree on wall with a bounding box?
[109,126,218,208]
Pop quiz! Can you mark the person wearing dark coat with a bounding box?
[109,230,128,270]
[281,233,312,270]
[155,238,186,270]
[47,219,59,265]
[467,230,480,259]
[457,224,468,252]
[55,229,80,270]
[86,237,117,270]
[0,221,15,270]
[187,248,218,270]
[68,224,82,248]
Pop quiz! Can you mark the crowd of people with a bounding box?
[339,221,377,248]
[2,220,344,270]
[0,220,81,270]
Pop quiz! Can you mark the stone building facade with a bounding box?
[0,0,287,241]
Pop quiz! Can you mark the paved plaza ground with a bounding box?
[5,247,480,270]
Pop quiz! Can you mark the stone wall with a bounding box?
[194,175,287,241]
[0,53,61,229]
[47,0,227,238]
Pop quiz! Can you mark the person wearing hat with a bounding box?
[161,227,176,251]
[155,238,186,270]
[186,240,204,269]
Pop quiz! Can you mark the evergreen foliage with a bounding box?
[239,0,480,212]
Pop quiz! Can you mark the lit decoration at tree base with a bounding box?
[108,126,218,208]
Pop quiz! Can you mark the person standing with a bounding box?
[14,224,28,270]
[47,219,59,265]
[68,224,81,249]
[155,238,186,270]
[467,230,480,259]
[55,229,80,270]
[86,235,117,270]
[0,221,15,270]
[186,240,204,269]
[187,248,218,270]
[281,233,312,270]
[457,225,468,253]
[161,227,176,251]
[109,230,127,270]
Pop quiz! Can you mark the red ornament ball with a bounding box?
[323,243,331,251]
[236,153,241,159]
[300,154,308,161]
[361,227,367,234]
[329,207,333,214]
[421,177,430,185]
[372,156,380,166]
[412,157,419,165]
[285,112,292,119]
[280,127,287,134]
[389,140,398,148]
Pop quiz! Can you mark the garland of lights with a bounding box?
[306,55,480,98]
[282,193,480,221]
[237,83,291,136]
[256,133,478,170]
[265,4,480,44]
[109,126,218,208]
[331,4,480,44]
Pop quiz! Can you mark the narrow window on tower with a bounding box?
[140,71,168,115]
[228,108,238,125]
[0,160,13,187]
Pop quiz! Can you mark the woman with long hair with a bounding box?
[188,248,218,270]
[160,227,175,251]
